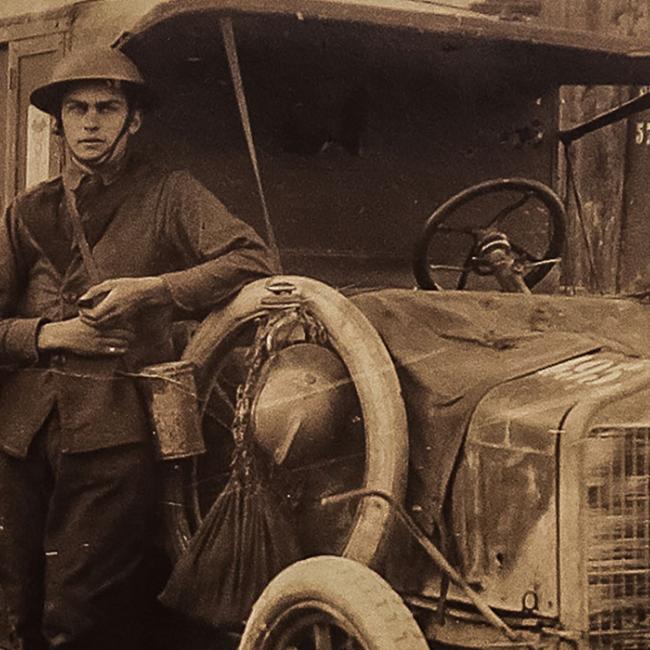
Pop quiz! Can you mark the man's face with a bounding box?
[60,81,142,164]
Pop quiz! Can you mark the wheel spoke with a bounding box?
[425,263,471,290]
[200,376,237,430]
[457,249,478,289]
[510,240,541,263]
[427,264,469,273]
[525,257,561,269]
[486,191,533,228]
[213,380,236,417]
[435,224,477,236]
[342,637,357,650]
[202,401,234,431]
[313,623,333,650]
[202,409,232,431]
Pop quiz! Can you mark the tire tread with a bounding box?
[240,556,429,650]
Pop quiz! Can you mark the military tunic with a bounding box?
[0,155,275,649]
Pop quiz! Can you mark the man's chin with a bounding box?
[71,149,109,165]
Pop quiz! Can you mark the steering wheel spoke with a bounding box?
[427,263,471,273]
[509,240,541,264]
[435,224,479,237]
[523,257,562,269]
[457,248,478,289]
[486,190,535,228]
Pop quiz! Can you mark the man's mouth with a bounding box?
[78,139,104,145]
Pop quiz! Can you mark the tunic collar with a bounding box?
[62,151,129,193]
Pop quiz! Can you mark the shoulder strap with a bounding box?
[63,186,102,284]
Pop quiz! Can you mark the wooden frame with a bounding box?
[4,32,66,202]
[0,5,73,207]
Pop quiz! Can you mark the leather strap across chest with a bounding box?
[63,187,102,284]
[16,160,164,278]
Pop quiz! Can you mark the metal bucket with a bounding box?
[139,360,206,460]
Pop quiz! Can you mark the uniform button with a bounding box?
[62,291,78,304]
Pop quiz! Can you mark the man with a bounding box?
[0,46,275,650]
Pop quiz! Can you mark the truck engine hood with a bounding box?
[351,288,650,616]
[452,350,650,615]
[351,289,650,533]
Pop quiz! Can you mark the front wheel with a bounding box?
[239,556,429,650]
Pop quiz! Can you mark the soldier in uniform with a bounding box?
[0,47,275,650]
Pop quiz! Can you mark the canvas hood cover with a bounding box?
[350,289,650,538]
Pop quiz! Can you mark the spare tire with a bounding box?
[164,276,409,568]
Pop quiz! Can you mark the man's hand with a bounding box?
[78,276,172,328]
[37,318,135,357]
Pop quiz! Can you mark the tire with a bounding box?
[165,276,409,568]
[239,556,429,650]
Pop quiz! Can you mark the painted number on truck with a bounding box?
[635,121,650,145]
[538,355,648,388]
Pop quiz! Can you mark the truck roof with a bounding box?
[117,0,650,84]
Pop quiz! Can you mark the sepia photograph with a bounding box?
[0,0,649,648]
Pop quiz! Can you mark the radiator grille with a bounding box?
[585,427,650,649]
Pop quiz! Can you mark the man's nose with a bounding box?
[82,109,99,130]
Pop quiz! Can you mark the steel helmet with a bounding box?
[30,46,152,116]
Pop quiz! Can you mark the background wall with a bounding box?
[548,1,650,293]
[68,0,159,46]
[0,0,159,47]
[1,0,79,15]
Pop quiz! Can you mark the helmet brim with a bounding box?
[30,78,157,116]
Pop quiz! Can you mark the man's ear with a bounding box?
[53,117,64,137]
[128,109,143,135]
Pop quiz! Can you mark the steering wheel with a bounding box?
[413,178,567,291]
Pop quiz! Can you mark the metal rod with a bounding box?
[558,91,650,144]
[321,488,525,644]
[220,16,282,270]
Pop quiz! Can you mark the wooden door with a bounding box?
[4,32,65,204]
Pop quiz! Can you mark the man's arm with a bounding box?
[0,205,46,365]
[0,203,135,359]
[37,319,135,357]
[80,171,277,327]
[159,170,278,311]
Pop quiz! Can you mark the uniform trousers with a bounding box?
[0,409,156,650]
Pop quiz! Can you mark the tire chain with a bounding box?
[229,305,328,485]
